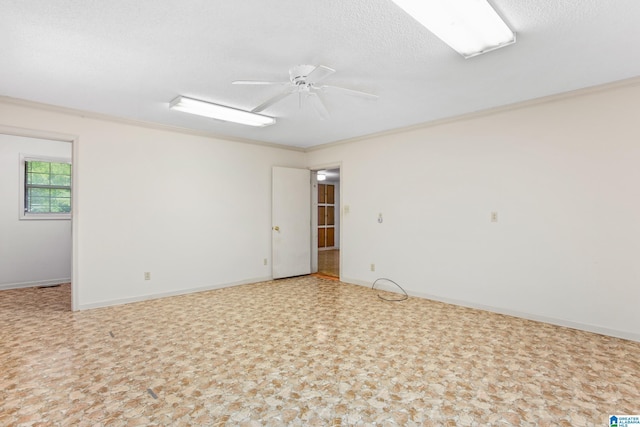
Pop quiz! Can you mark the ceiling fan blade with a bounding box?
[251,87,295,112]
[320,85,379,100]
[305,65,336,84]
[232,80,289,85]
[308,92,330,120]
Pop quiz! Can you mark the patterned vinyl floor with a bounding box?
[0,277,638,426]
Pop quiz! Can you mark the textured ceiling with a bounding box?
[2,0,640,148]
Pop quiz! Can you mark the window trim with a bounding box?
[19,154,72,220]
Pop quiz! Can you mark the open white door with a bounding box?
[272,167,311,279]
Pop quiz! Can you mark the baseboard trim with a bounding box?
[341,277,640,343]
[76,276,273,310]
[0,278,71,291]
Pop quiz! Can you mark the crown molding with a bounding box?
[4,74,640,154]
[306,75,640,152]
[0,96,305,153]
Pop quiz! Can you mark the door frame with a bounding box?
[310,162,342,279]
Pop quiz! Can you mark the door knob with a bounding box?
[273,226,280,231]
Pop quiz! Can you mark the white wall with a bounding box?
[2,80,639,342]
[307,82,640,342]
[0,134,72,289]
[0,101,305,308]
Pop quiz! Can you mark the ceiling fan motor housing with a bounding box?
[289,64,317,84]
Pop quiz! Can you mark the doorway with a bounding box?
[0,126,76,310]
[314,168,340,278]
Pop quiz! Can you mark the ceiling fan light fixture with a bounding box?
[169,96,275,127]
[390,0,515,58]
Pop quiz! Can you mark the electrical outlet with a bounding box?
[263,258,268,266]
[370,263,375,272]
[491,212,498,222]
[144,272,151,280]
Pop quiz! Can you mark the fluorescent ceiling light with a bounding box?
[169,96,275,127]
[390,0,515,58]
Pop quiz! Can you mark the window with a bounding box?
[19,155,72,220]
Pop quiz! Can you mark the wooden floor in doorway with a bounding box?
[318,249,339,278]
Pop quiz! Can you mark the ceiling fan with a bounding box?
[232,64,378,119]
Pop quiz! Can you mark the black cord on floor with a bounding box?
[372,278,408,302]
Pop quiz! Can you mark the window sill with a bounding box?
[20,213,71,221]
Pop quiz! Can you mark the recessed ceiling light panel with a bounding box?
[169,96,275,127]
[391,0,515,58]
